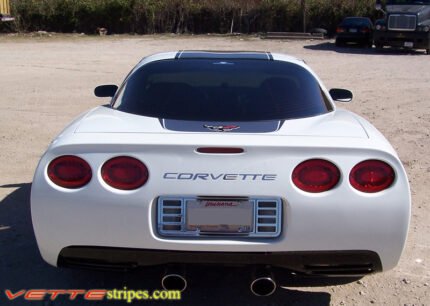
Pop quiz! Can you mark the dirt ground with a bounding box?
[0,34,429,306]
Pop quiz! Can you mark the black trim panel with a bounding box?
[58,247,382,276]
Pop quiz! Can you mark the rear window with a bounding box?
[341,18,371,27]
[113,59,332,121]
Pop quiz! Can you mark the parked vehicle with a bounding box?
[0,0,13,22]
[31,51,410,296]
[336,17,374,47]
[374,0,430,54]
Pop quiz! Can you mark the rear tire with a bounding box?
[426,49,430,55]
[375,42,383,51]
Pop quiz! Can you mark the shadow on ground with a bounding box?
[0,184,333,305]
[304,41,427,56]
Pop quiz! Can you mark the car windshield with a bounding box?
[387,0,430,4]
[341,18,371,26]
[113,59,332,121]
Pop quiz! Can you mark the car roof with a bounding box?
[134,51,305,71]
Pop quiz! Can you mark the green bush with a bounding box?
[6,0,378,34]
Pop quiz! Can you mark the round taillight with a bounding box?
[47,155,92,189]
[101,156,149,190]
[292,159,340,193]
[349,160,395,193]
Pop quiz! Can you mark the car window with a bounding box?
[342,18,371,27]
[113,59,332,121]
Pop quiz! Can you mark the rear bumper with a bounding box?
[58,247,382,277]
[374,30,430,49]
[31,144,411,273]
[336,33,372,43]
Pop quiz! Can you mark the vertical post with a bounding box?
[301,0,306,33]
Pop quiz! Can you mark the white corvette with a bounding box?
[31,51,410,295]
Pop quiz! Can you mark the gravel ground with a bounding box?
[0,34,429,306]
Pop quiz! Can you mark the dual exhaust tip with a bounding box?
[250,277,277,296]
[161,274,188,292]
[161,273,276,297]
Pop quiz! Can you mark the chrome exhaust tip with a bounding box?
[250,277,277,296]
[161,274,187,292]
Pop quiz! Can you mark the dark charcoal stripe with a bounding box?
[175,51,183,59]
[176,51,271,60]
[162,119,282,133]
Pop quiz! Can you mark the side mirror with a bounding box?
[94,84,118,97]
[329,88,353,102]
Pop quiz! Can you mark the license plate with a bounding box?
[349,28,358,33]
[186,199,253,233]
[404,41,413,48]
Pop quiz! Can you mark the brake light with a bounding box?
[197,147,244,154]
[361,27,370,33]
[292,159,340,193]
[336,27,345,33]
[349,160,395,193]
[47,155,92,189]
[101,156,149,190]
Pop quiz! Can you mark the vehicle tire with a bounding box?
[375,42,383,50]
[310,28,328,36]
[426,49,430,55]
[335,39,343,47]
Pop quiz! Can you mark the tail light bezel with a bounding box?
[349,159,396,193]
[292,159,341,193]
[101,156,149,191]
[47,155,92,189]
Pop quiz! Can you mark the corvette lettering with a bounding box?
[163,173,277,181]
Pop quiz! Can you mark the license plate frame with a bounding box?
[186,199,254,234]
[349,28,358,33]
[404,41,413,48]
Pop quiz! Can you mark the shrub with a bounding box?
[6,0,377,34]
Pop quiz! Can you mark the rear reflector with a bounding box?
[101,156,149,190]
[47,155,92,189]
[292,159,340,193]
[349,160,395,193]
[196,147,244,154]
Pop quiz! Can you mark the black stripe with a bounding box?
[176,51,271,60]
[175,51,183,59]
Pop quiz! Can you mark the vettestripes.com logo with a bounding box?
[4,287,181,303]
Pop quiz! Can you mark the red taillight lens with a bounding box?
[361,27,370,33]
[336,27,345,33]
[47,155,92,189]
[292,159,340,193]
[101,156,149,190]
[349,160,395,193]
